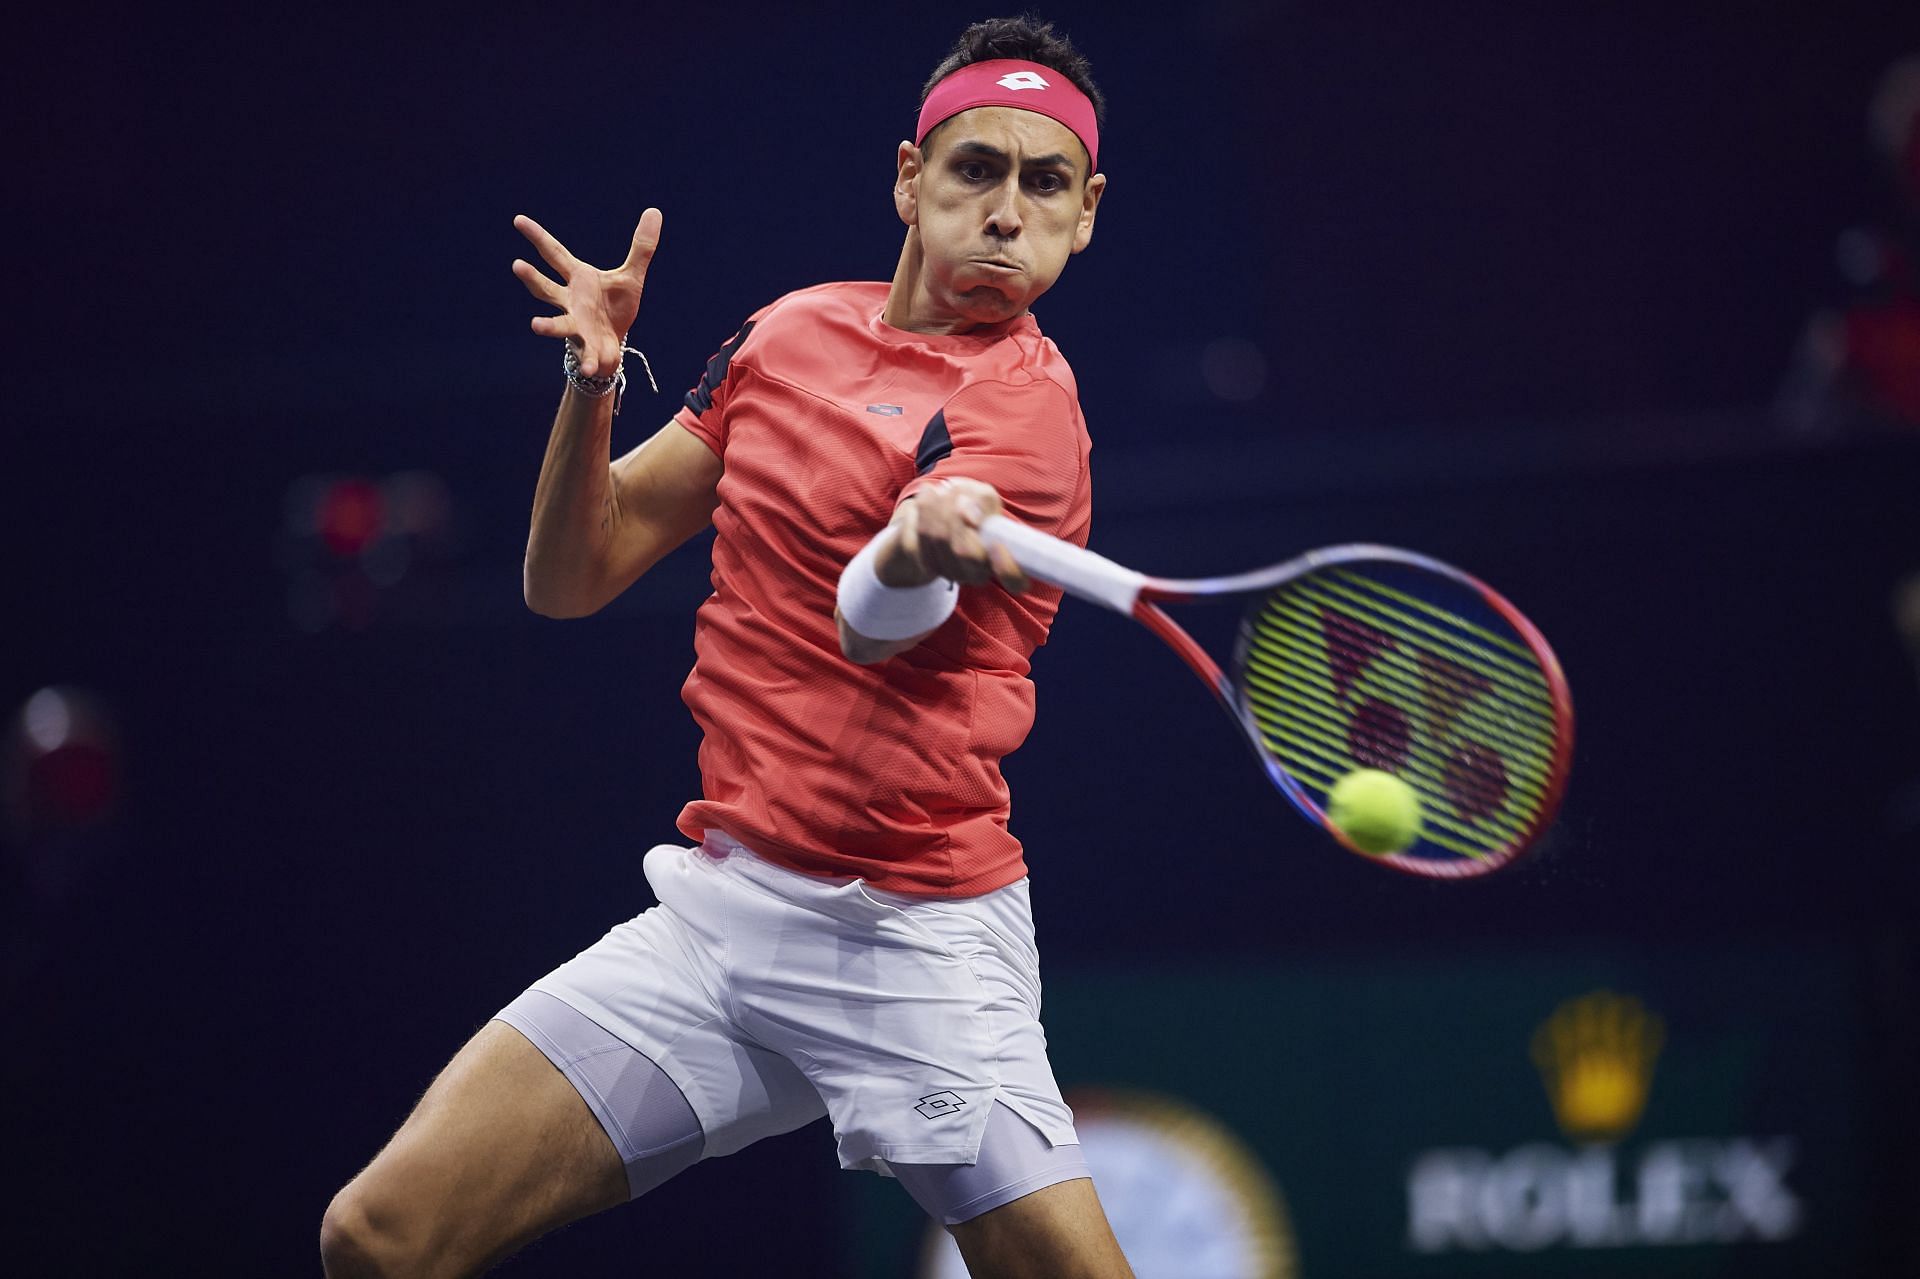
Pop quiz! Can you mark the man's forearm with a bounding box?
[524,385,619,617]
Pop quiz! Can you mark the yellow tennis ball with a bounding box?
[1326,769,1422,855]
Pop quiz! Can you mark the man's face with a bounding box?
[896,105,1106,325]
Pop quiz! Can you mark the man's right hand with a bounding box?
[879,479,1028,594]
[512,210,663,377]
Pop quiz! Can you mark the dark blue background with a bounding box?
[9,2,1920,1273]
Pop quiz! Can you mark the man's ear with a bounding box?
[1072,172,1106,254]
[895,141,924,227]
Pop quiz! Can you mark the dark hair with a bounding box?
[919,15,1107,128]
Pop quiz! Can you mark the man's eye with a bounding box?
[959,163,989,182]
[1031,173,1064,193]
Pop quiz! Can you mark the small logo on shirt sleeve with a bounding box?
[915,1091,967,1119]
[866,404,905,416]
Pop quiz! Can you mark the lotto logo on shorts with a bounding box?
[915,1091,967,1119]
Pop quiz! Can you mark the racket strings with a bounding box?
[1288,577,1551,704]
[1242,686,1524,854]
[1280,574,1559,746]
[1239,648,1540,797]
[1244,621,1555,763]
[1244,685,1529,848]
[1244,622,1557,792]
[1242,675,1530,851]
[1317,568,1535,659]
[1277,589,1555,731]
[1244,683,1528,852]
[1238,567,1565,861]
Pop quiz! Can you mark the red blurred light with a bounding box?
[7,687,121,838]
[318,478,385,558]
[29,742,117,827]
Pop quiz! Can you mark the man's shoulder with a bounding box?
[719,283,892,399]
[724,283,889,372]
[747,281,890,327]
[1028,349,1080,408]
[964,345,1084,421]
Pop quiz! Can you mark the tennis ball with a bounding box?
[1326,769,1421,855]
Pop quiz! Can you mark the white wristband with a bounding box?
[836,531,958,641]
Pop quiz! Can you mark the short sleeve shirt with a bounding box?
[671,281,1092,896]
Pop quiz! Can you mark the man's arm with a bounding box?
[512,208,721,617]
[835,516,926,665]
[525,404,720,618]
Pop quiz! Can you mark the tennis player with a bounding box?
[321,16,1124,1278]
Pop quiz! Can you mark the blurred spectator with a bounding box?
[1780,56,1920,433]
[1888,572,1920,837]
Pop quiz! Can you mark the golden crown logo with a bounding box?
[1530,990,1664,1142]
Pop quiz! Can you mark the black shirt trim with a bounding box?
[682,320,757,416]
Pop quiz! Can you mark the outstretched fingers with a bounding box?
[513,214,579,280]
[620,208,664,284]
[512,258,566,308]
[514,211,659,375]
[529,313,579,341]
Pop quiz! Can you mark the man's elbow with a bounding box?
[523,568,601,620]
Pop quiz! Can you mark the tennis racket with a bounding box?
[980,516,1574,879]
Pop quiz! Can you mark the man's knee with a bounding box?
[320,1180,424,1279]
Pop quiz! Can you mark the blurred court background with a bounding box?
[9,2,1920,1274]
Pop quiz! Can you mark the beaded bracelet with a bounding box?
[563,337,659,415]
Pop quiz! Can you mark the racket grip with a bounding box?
[979,515,1146,614]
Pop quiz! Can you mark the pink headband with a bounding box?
[915,59,1100,173]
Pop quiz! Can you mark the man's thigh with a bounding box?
[323,1019,630,1277]
[949,1177,1134,1279]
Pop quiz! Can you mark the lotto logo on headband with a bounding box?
[996,71,1050,92]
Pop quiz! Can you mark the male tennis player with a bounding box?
[321,16,1123,1278]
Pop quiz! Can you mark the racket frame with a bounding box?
[980,518,1574,879]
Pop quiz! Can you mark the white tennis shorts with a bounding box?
[523,834,1080,1174]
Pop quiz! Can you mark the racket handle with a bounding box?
[979,515,1145,614]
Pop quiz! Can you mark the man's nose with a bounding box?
[984,175,1023,239]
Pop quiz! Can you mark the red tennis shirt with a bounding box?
[670,281,1092,896]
